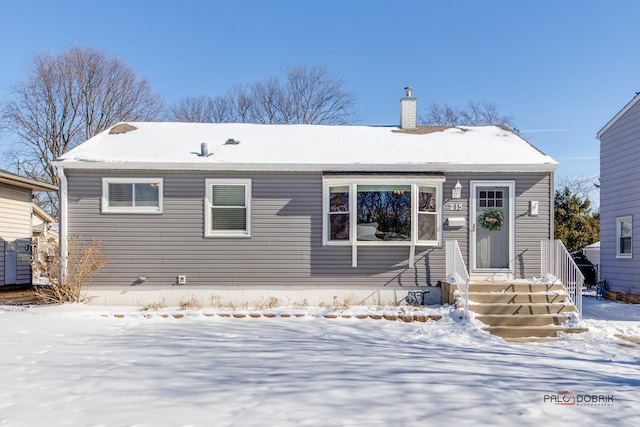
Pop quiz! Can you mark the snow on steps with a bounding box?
[466,280,588,342]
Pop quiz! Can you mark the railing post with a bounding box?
[445,240,469,317]
[540,239,583,318]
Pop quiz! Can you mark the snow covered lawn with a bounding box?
[1,298,639,426]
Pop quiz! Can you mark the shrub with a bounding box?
[179,296,202,310]
[34,236,108,304]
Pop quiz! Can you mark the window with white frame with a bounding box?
[617,215,632,258]
[102,178,163,213]
[324,179,443,245]
[205,179,251,237]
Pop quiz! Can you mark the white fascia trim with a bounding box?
[57,167,68,284]
[597,93,640,139]
[52,161,559,173]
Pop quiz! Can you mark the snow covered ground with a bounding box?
[1,297,639,426]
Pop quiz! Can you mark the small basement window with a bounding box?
[102,178,163,213]
[205,179,252,237]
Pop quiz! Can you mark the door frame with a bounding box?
[470,180,515,279]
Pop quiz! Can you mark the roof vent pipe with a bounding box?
[200,143,209,157]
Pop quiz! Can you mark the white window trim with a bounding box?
[205,178,252,238]
[101,177,163,214]
[616,215,632,259]
[322,178,444,247]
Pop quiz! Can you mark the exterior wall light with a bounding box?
[452,181,462,199]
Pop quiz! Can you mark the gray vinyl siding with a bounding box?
[443,173,552,279]
[0,184,33,285]
[15,238,32,285]
[65,170,552,289]
[0,240,4,285]
[599,99,640,293]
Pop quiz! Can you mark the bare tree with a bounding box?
[169,65,357,125]
[1,46,165,215]
[557,175,600,213]
[420,100,515,128]
[283,65,357,124]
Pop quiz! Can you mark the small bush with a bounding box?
[179,296,202,310]
[293,298,309,309]
[142,299,166,311]
[34,236,107,304]
[253,296,280,310]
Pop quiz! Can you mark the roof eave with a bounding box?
[597,92,640,139]
[0,171,59,192]
[53,160,559,173]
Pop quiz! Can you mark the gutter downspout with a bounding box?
[57,167,68,284]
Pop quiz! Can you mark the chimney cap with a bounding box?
[404,86,413,97]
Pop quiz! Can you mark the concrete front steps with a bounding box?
[467,281,588,342]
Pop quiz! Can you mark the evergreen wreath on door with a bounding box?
[479,208,504,231]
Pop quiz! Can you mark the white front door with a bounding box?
[470,181,515,277]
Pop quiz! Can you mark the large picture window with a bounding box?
[205,179,251,237]
[617,215,632,258]
[102,178,163,213]
[357,185,411,241]
[324,179,443,246]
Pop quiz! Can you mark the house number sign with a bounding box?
[449,202,464,211]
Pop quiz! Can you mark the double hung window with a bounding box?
[205,179,251,237]
[617,215,632,258]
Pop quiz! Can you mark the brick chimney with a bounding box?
[400,86,417,129]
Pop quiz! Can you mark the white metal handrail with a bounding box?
[541,240,583,316]
[446,240,470,316]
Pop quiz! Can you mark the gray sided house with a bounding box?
[597,93,640,294]
[0,169,58,286]
[54,94,559,307]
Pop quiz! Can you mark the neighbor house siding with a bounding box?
[0,183,32,242]
[66,169,552,289]
[599,98,640,292]
[0,184,34,285]
[0,240,4,285]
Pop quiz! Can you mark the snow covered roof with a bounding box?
[54,122,559,173]
[585,241,600,249]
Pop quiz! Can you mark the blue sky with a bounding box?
[1,0,638,192]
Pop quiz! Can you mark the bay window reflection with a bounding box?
[357,185,411,241]
[418,186,437,241]
[325,180,442,245]
[328,186,349,240]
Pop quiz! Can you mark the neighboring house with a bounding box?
[597,92,640,294]
[53,89,559,306]
[32,203,57,240]
[0,169,58,286]
[583,241,600,281]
